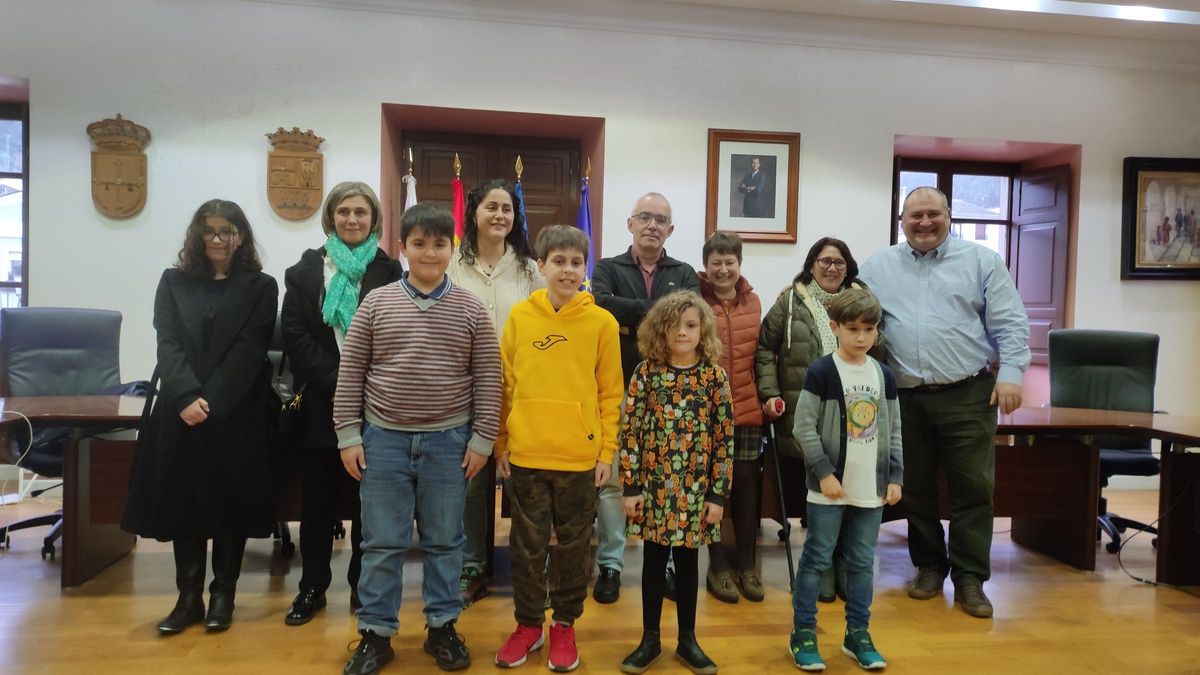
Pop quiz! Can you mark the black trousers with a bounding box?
[298,447,363,594]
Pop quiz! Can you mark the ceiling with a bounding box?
[657,0,1200,42]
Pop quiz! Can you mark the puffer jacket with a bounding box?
[755,275,883,457]
[699,273,764,427]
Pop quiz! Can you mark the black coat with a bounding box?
[121,268,279,541]
[591,247,700,385]
[280,247,403,450]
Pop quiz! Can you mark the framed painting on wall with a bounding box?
[705,129,799,244]
[1121,156,1200,280]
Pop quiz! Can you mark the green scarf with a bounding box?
[322,232,379,333]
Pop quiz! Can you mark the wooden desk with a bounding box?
[0,395,143,588]
[761,406,1200,585]
[999,407,1200,586]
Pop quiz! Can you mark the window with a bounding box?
[0,102,26,307]
[893,159,1016,263]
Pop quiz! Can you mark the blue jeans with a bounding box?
[355,422,470,636]
[793,502,884,630]
[595,457,626,571]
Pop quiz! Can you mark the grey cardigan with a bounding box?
[791,354,903,498]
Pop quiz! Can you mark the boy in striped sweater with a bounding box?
[334,203,503,675]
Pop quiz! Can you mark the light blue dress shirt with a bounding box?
[858,236,1030,389]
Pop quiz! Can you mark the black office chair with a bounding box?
[0,307,126,558]
[1048,329,1160,554]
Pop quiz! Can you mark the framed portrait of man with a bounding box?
[705,129,799,243]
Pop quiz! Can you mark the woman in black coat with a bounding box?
[122,199,278,635]
[279,181,403,625]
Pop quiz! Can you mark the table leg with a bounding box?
[62,436,136,588]
[1005,442,1098,571]
[1156,446,1200,586]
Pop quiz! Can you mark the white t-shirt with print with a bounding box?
[808,353,884,509]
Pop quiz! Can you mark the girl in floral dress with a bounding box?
[619,291,733,675]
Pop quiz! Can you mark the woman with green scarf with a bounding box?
[279,181,403,626]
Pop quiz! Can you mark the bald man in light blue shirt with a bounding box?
[859,186,1029,619]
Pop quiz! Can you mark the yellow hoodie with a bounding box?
[496,288,624,471]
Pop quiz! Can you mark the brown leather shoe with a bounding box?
[954,581,994,618]
[739,570,764,602]
[907,567,946,600]
[705,568,739,604]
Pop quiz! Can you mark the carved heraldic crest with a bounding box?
[87,114,150,218]
[266,127,325,220]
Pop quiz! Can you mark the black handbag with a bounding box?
[272,351,305,436]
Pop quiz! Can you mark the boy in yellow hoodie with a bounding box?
[493,225,624,672]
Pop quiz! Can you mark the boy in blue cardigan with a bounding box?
[788,288,902,672]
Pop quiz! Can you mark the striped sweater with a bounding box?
[332,280,502,457]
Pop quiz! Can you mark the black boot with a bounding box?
[205,537,246,632]
[158,538,207,635]
[620,630,661,674]
[675,631,717,675]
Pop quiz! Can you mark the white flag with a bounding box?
[402,174,417,212]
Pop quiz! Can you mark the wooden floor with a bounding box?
[0,491,1197,674]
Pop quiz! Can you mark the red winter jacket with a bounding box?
[699,273,764,427]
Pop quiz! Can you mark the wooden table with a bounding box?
[999,406,1200,586]
[0,395,143,588]
[761,406,1200,585]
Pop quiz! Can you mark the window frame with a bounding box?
[0,101,28,306]
[891,157,1018,264]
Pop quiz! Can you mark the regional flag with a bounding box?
[451,176,465,245]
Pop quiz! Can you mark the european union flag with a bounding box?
[513,180,530,243]
[576,180,594,292]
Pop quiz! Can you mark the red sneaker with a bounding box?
[547,622,580,672]
[496,624,544,668]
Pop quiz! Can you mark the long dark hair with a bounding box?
[459,179,535,278]
[796,236,858,289]
[175,199,263,278]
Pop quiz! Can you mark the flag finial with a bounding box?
[406,146,414,177]
[453,152,461,178]
[515,155,524,181]
[584,157,591,183]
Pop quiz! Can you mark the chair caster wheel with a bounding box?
[1105,541,1121,554]
[778,528,788,541]
[333,522,346,540]
[41,543,56,560]
[280,540,296,558]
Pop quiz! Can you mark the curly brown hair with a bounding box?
[175,199,263,278]
[637,291,723,367]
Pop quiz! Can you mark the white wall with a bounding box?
[1,0,1198,415]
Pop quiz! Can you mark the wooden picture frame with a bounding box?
[1121,156,1200,280]
[705,129,799,244]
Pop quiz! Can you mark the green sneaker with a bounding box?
[842,626,886,671]
[789,628,825,671]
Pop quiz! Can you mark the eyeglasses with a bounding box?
[633,212,671,227]
[815,257,847,270]
[201,227,238,243]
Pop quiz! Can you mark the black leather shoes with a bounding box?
[675,631,717,675]
[157,591,205,635]
[285,587,327,625]
[954,580,995,618]
[205,591,235,632]
[593,566,621,604]
[907,567,947,600]
[620,630,661,674]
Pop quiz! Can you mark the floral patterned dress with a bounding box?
[620,360,734,548]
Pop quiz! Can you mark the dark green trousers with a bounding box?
[899,375,997,584]
[508,464,597,626]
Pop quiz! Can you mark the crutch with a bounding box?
[766,423,795,592]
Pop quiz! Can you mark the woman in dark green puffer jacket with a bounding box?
[756,236,886,459]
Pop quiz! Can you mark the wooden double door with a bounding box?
[402,131,581,248]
